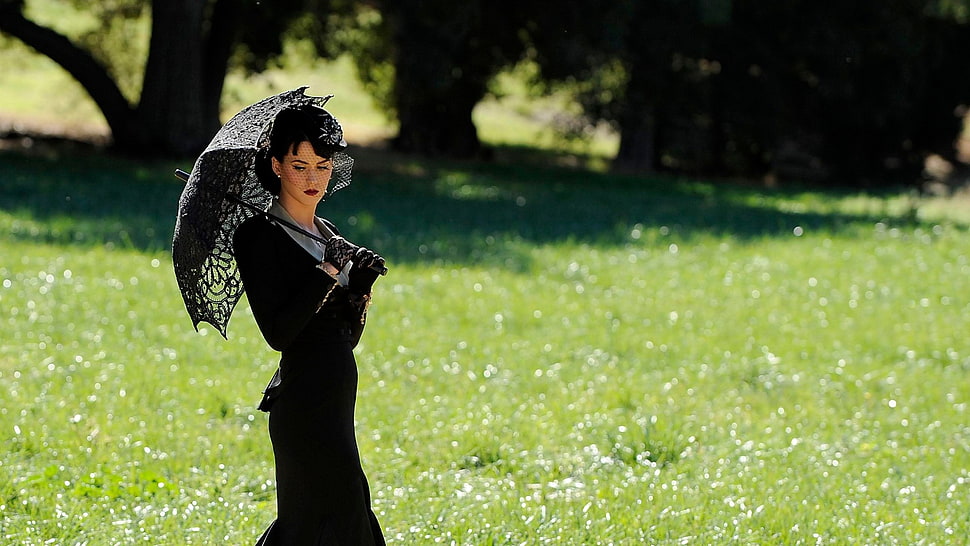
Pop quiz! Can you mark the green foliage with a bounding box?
[527,0,970,182]
[229,0,322,73]
[300,1,395,114]
[6,0,970,179]
[935,0,970,21]
[3,149,970,542]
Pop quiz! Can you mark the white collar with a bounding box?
[267,200,350,285]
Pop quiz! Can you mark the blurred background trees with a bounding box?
[2,0,969,186]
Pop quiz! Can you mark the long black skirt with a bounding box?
[255,335,384,545]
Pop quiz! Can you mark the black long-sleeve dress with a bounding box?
[233,212,385,545]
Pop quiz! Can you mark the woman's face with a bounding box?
[272,141,333,208]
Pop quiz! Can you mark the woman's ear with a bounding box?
[271,157,281,177]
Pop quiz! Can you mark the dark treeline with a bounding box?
[2,0,969,186]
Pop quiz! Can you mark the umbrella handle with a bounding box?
[174,169,388,276]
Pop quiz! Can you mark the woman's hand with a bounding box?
[348,247,385,295]
[324,235,358,270]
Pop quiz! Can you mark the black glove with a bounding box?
[324,235,358,270]
[348,247,385,295]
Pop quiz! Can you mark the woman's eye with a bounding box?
[293,166,306,171]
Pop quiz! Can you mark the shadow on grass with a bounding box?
[0,146,929,270]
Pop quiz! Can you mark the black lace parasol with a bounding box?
[171,87,354,337]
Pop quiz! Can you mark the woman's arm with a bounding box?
[233,218,337,351]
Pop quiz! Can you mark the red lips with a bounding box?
[304,189,320,196]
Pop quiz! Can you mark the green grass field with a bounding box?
[3,6,970,541]
[2,146,970,544]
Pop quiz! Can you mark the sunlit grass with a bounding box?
[3,151,970,543]
[5,5,970,543]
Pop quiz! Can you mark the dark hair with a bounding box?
[254,105,348,196]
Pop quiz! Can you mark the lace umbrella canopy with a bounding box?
[172,87,353,337]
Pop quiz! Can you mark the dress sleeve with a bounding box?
[319,217,374,347]
[346,294,369,348]
[233,218,337,351]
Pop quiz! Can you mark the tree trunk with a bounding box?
[392,79,485,158]
[136,0,213,157]
[613,63,658,174]
[614,115,657,174]
[201,0,241,128]
[384,1,488,159]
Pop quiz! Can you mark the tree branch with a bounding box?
[0,8,134,137]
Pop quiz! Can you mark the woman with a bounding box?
[233,104,386,545]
